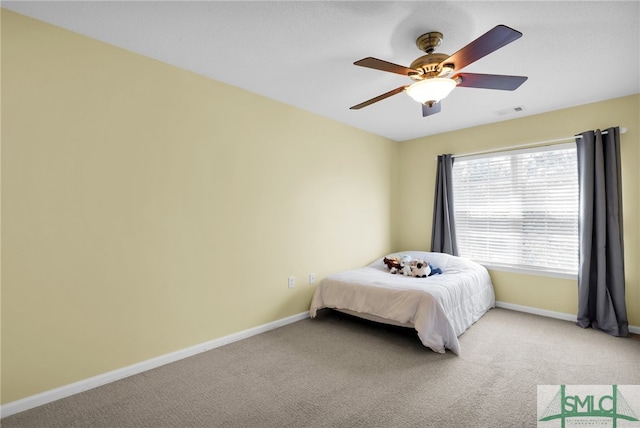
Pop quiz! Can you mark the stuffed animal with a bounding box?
[383,257,402,274]
[410,261,431,278]
[428,262,443,276]
[399,255,413,276]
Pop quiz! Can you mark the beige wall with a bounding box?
[1,10,396,403]
[394,94,640,327]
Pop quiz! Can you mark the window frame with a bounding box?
[451,143,579,279]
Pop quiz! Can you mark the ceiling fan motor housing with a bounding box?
[409,53,453,80]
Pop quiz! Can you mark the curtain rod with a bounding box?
[450,127,627,160]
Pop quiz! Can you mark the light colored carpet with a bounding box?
[2,308,639,427]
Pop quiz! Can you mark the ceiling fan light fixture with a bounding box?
[405,78,456,104]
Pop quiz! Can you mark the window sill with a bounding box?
[480,263,578,280]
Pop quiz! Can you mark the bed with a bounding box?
[309,251,495,354]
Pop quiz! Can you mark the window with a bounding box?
[452,143,578,277]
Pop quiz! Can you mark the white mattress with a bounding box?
[309,251,495,354]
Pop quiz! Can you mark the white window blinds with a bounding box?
[451,143,579,276]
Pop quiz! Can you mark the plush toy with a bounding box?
[399,255,413,276]
[383,257,402,274]
[428,262,443,276]
[410,260,431,278]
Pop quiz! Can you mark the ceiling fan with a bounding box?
[350,25,528,117]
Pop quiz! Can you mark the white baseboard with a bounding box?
[495,301,640,334]
[495,301,578,322]
[0,311,310,418]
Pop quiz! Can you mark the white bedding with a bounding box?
[309,251,495,354]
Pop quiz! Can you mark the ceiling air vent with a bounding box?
[495,106,525,116]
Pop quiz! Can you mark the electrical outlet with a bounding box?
[309,273,316,285]
[288,276,295,289]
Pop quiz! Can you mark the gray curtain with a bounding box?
[431,154,458,255]
[576,127,628,337]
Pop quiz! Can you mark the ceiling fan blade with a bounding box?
[439,25,522,73]
[422,102,442,117]
[354,57,418,76]
[455,73,528,90]
[350,86,408,110]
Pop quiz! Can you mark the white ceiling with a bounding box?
[3,1,639,142]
